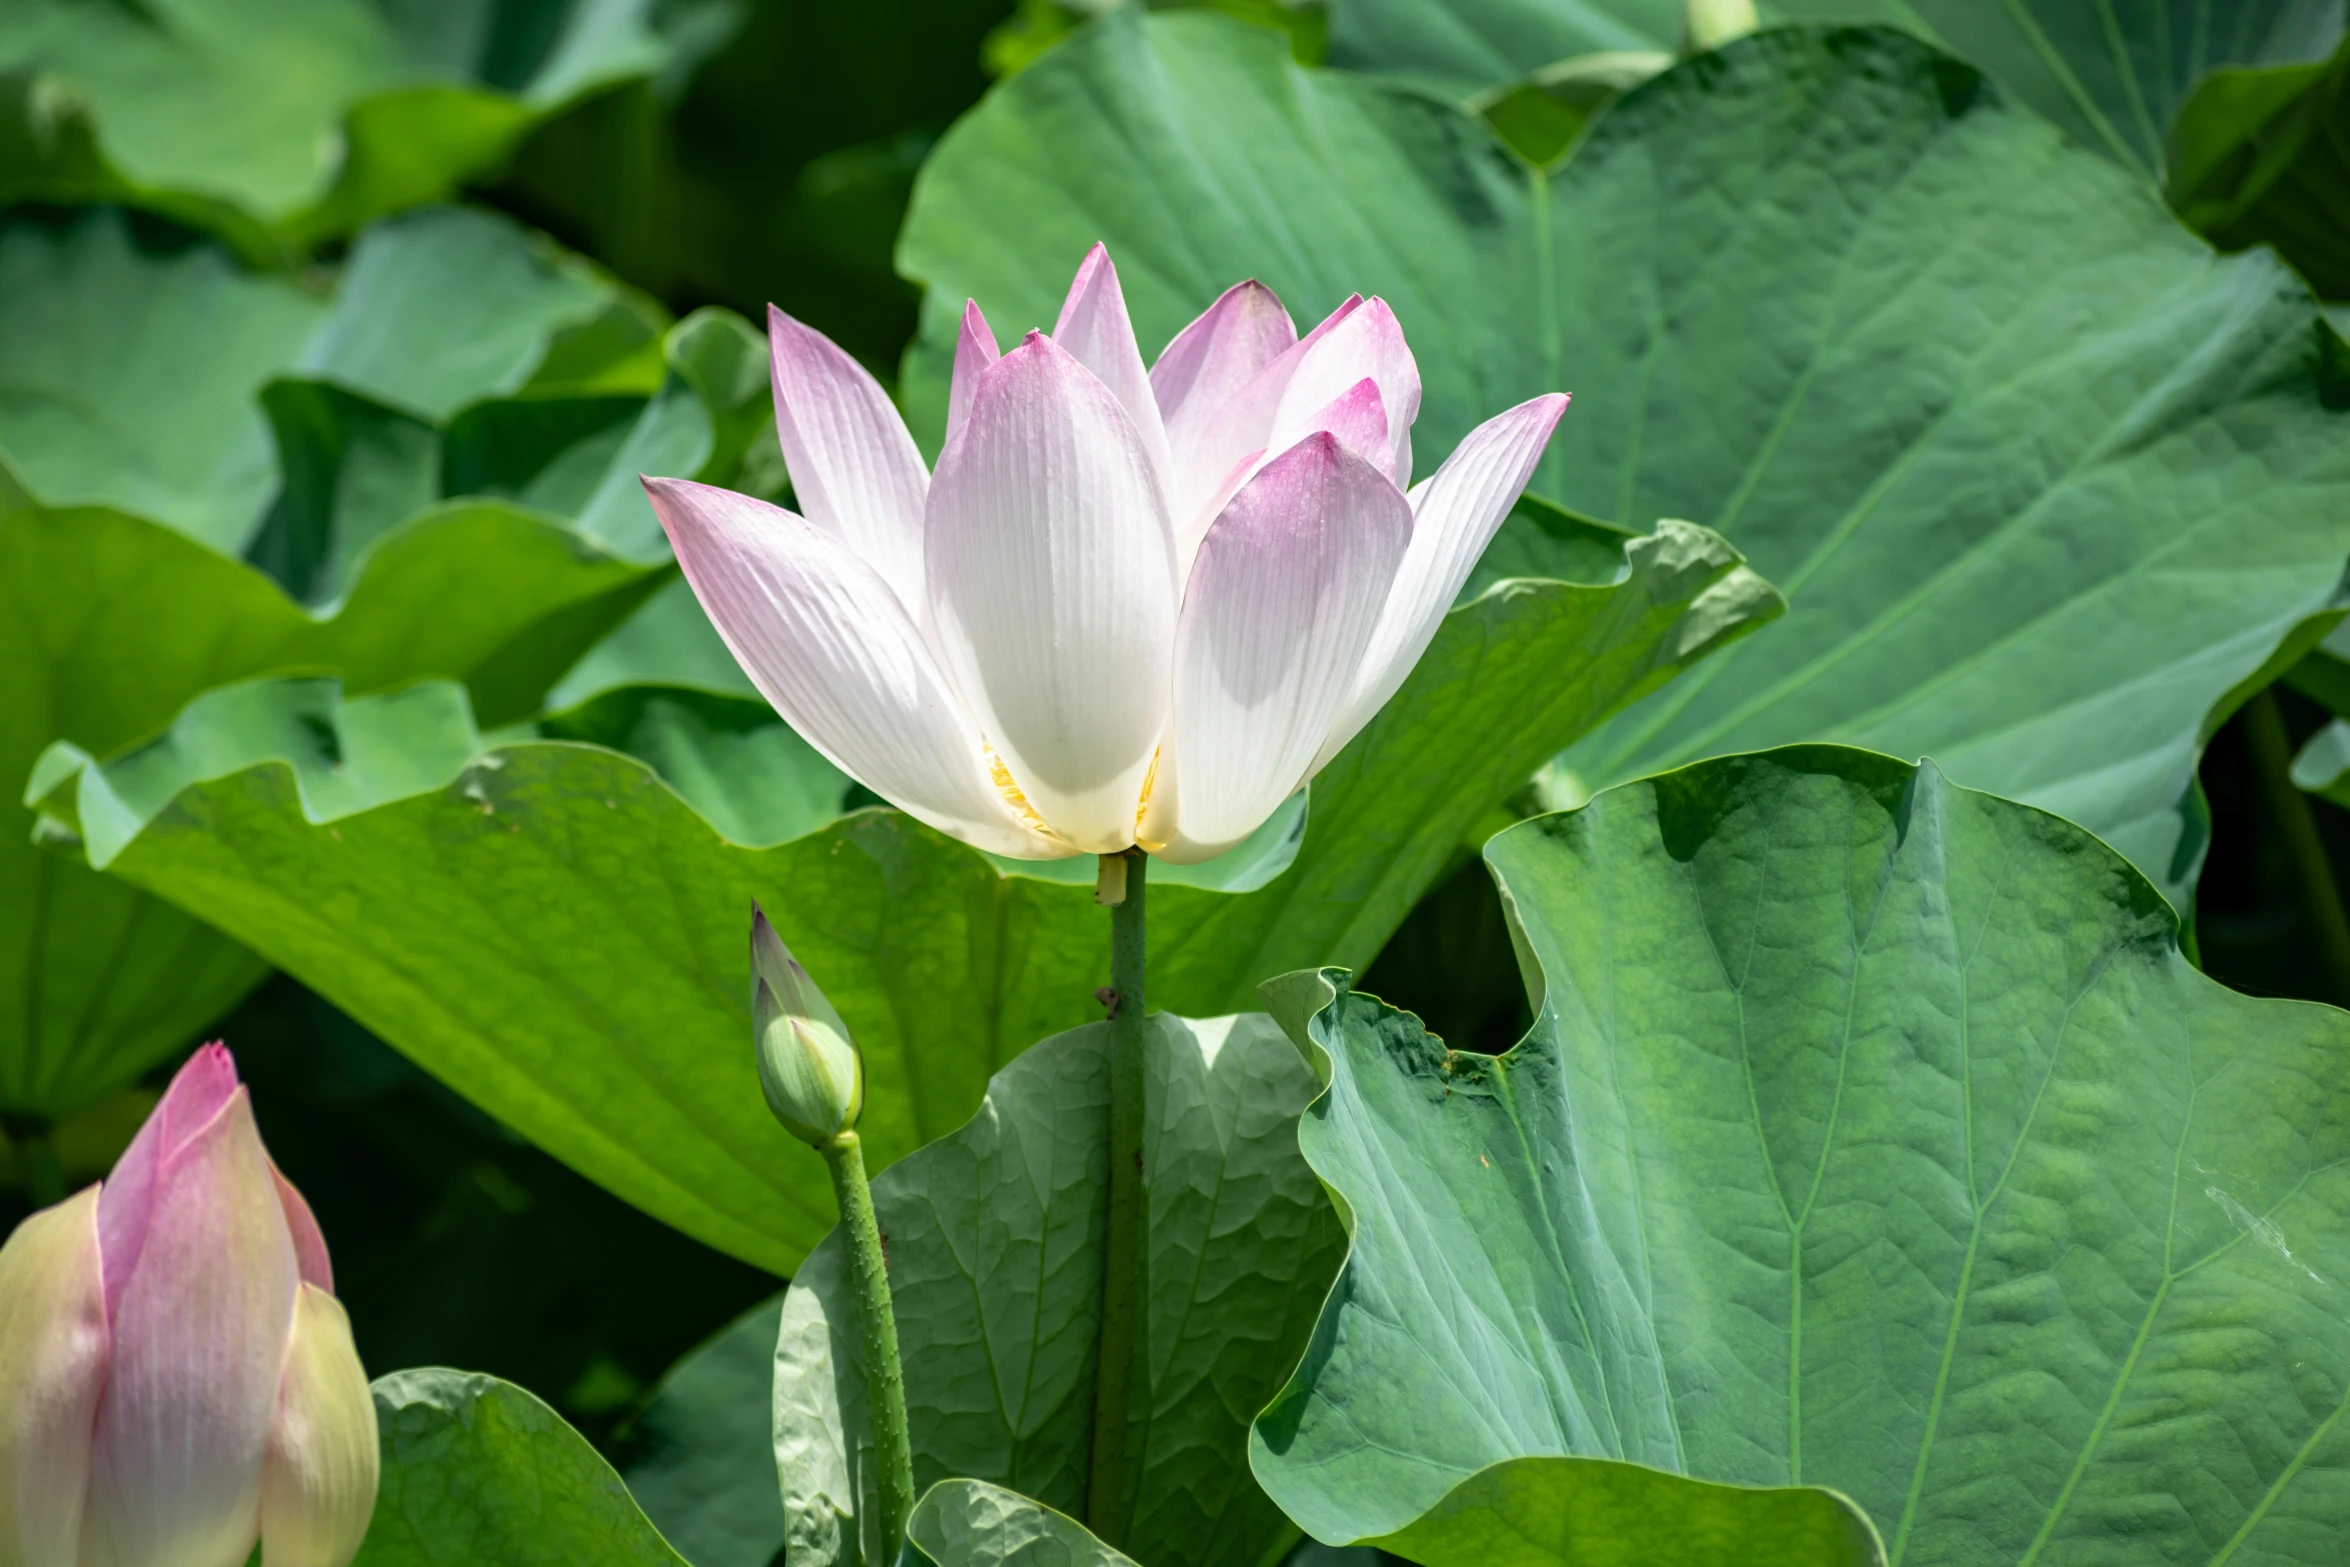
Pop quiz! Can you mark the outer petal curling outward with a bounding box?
[1148,279,1296,508]
[259,1287,378,1567]
[1053,244,1178,506]
[645,478,1067,859]
[1265,297,1421,489]
[82,1087,299,1567]
[927,333,1178,853]
[0,1188,108,1567]
[766,307,932,618]
[945,299,1001,446]
[1313,393,1571,773]
[1142,433,1411,863]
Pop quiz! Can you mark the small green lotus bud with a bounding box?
[1681,0,1757,53]
[750,902,863,1146]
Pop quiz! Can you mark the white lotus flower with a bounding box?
[643,244,1567,862]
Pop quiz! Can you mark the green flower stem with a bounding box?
[1087,846,1149,1545]
[820,1129,916,1562]
[3,1117,64,1209]
[2243,689,2350,1005]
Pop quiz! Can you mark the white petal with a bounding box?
[260,1287,377,1567]
[1053,244,1177,507]
[945,298,1000,445]
[646,477,1068,858]
[766,306,932,617]
[1266,296,1421,489]
[927,333,1177,853]
[1143,432,1410,862]
[1312,393,1570,771]
[1148,279,1295,511]
[0,1188,109,1567]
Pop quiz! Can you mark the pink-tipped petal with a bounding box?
[1179,294,1363,524]
[259,1287,377,1567]
[97,1042,241,1321]
[1172,378,1390,580]
[1266,297,1421,490]
[945,299,1002,445]
[1148,280,1296,505]
[927,333,1177,852]
[766,306,932,616]
[270,1164,332,1294]
[0,1187,109,1567]
[1053,244,1177,505]
[645,477,1067,859]
[1313,393,1570,771]
[1143,433,1411,862]
[83,1086,298,1567]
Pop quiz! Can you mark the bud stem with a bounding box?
[821,1129,915,1562]
[1086,846,1148,1543]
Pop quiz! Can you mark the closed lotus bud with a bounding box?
[0,1044,377,1567]
[751,903,864,1146]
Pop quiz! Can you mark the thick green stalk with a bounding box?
[5,1117,64,1209]
[1086,847,1149,1544]
[822,1130,916,1562]
[2243,689,2350,1005]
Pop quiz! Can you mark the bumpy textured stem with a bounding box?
[4,1117,63,1209]
[823,1130,916,1562]
[1087,847,1149,1543]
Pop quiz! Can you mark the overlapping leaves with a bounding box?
[28,519,1774,1266]
[0,0,712,260]
[898,16,2350,914]
[0,203,778,1122]
[1257,747,2350,1562]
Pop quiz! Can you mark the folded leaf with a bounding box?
[1255,746,2350,1561]
[774,1013,1341,1567]
[31,519,1770,1264]
[897,1481,1139,1567]
[357,1368,686,1566]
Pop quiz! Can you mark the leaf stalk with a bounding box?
[821,1129,916,1562]
[1087,846,1149,1543]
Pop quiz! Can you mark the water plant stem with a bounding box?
[2242,689,2350,1006]
[821,1129,916,1562]
[1087,846,1149,1544]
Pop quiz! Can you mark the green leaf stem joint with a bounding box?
[1088,846,1149,1544]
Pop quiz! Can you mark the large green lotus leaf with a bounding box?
[359,1368,687,1566]
[0,0,690,258]
[618,1297,792,1567]
[896,1482,1140,1567]
[1255,746,2350,1563]
[27,518,1767,1261]
[1321,0,2341,177]
[0,204,647,554]
[899,16,2350,914]
[2168,37,2350,299]
[775,1013,1344,1567]
[0,469,659,1120]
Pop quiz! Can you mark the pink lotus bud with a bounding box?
[0,1044,378,1567]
